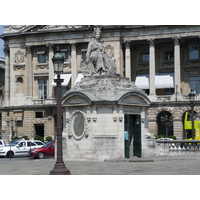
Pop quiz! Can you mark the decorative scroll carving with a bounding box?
[36,64,48,70]
[74,77,140,91]
[124,41,131,49]
[11,25,25,30]
[3,45,9,56]
[148,39,155,47]
[47,43,54,51]
[43,25,82,30]
[174,37,180,46]
[26,45,31,54]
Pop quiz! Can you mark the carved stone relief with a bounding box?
[13,50,25,70]
[68,110,89,139]
[43,25,82,30]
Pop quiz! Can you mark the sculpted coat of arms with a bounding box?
[15,50,24,64]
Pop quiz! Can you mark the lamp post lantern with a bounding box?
[188,89,196,140]
[160,113,173,137]
[50,47,71,175]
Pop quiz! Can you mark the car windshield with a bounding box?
[42,141,53,148]
[9,141,21,147]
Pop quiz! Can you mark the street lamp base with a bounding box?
[50,162,71,175]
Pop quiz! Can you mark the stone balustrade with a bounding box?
[156,140,200,156]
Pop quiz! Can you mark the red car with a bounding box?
[29,140,55,159]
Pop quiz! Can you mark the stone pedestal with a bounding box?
[62,75,152,161]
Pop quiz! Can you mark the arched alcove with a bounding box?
[157,111,174,137]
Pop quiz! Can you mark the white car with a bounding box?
[0,139,44,158]
[156,138,176,147]
[0,140,6,147]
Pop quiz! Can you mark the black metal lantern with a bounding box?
[188,89,196,103]
[52,47,64,74]
[160,113,173,137]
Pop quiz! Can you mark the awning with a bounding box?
[51,74,71,86]
[135,74,149,89]
[75,73,84,84]
[155,73,174,89]
[135,73,174,89]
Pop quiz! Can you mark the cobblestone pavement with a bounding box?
[1,155,200,175]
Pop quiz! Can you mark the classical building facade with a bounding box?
[0,25,200,158]
[0,56,5,137]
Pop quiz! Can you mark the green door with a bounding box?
[124,114,141,158]
[124,114,130,158]
[133,115,142,157]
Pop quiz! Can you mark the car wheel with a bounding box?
[38,152,45,159]
[6,151,14,158]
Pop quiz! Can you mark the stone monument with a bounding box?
[62,27,153,161]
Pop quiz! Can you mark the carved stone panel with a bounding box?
[13,50,25,70]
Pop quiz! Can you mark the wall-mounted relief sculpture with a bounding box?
[13,50,25,70]
[68,110,89,140]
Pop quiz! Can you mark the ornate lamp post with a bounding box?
[50,47,71,175]
[188,89,196,140]
[160,113,173,137]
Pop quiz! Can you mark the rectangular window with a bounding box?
[164,45,174,61]
[81,47,87,61]
[189,75,200,94]
[35,112,43,118]
[60,48,69,62]
[140,47,149,62]
[189,45,199,60]
[37,49,47,63]
[38,79,47,99]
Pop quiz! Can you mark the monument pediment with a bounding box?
[118,92,151,106]
[62,91,98,106]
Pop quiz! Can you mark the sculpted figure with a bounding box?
[85,27,106,75]
[81,27,117,77]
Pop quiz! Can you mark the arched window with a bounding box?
[16,77,23,94]
[157,111,174,137]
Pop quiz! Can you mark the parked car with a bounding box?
[0,140,6,147]
[0,139,44,158]
[156,138,176,147]
[29,140,55,159]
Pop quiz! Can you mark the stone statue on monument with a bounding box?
[81,26,118,77]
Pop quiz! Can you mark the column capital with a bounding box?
[173,37,181,46]
[148,38,155,47]
[26,45,32,54]
[124,40,131,49]
[3,45,9,56]
[71,43,76,51]
[46,43,54,51]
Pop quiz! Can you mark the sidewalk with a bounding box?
[1,155,200,175]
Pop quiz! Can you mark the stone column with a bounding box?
[174,37,181,98]
[149,39,156,97]
[26,45,33,102]
[3,45,10,106]
[71,43,77,88]
[48,44,54,98]
[124,41,131,80]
